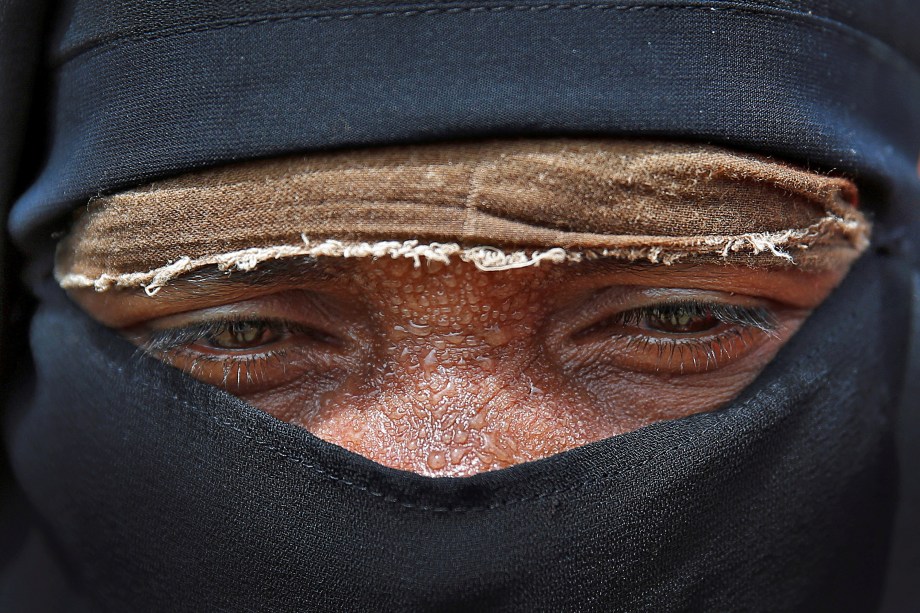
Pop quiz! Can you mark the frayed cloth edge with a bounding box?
[56,215,868,296]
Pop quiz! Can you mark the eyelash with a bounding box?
[136,318,324,387]
[583,300,779,372]
[608,301,777,333]
[144,319,272,351]
[139,318,334,352]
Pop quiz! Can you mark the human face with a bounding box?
[68,255,850,477]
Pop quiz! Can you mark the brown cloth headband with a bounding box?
[55,139,869,295]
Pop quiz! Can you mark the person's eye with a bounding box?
[560,290,791,375]
[129,316,348,393]
[580,300,776,337]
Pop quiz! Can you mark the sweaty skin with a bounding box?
[71,257,850,476]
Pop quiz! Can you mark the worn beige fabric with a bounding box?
[55,139,869,294]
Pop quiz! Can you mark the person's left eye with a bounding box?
[585,300,777,336]
[554,289,791,375]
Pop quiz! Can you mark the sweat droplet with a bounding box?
[422,349,438,374]
[407,321,431,337]
[450,447,468,465]
[426,450,447,470]
[430,379,456,403]
[476,356,496,373]
[482,325,511,347]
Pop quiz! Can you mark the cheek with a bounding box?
[569,353,777,426]
[558,317,806,426]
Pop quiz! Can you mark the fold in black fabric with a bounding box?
[2,1,920,611]
[1,254,908,611]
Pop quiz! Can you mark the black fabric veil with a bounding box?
[2,1,919,611]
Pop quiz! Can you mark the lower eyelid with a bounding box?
[570,308,776,343]
[559,324,773,375]
[148,342,348,393]
[558,287,773,332]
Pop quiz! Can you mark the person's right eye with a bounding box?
[140,318,340,353]
[128,310,353,394]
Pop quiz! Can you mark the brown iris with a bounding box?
[199,322,280,350]
[643,306,721,334]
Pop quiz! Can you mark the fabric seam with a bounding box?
[53,2,920,74]
[207,413,720,512]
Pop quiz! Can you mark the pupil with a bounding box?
[211,322,268,349]
[648,307,719,334]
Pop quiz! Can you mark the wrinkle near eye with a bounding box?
[69,257,849,476]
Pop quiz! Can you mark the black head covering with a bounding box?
[2,1,919,611]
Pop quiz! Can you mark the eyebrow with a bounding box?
[165,256,337,295]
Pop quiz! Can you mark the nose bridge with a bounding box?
[318,331,587,472]
[372,334,539,415]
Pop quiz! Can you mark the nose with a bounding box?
[305,323,606,476]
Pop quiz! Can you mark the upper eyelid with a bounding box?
[552,286,775,334]
[132,318,286,350]
[566,304,778,348]
[131,322,223,352]
[135,316,349,355]
[133,289,343,328]
[613,302,779,333]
